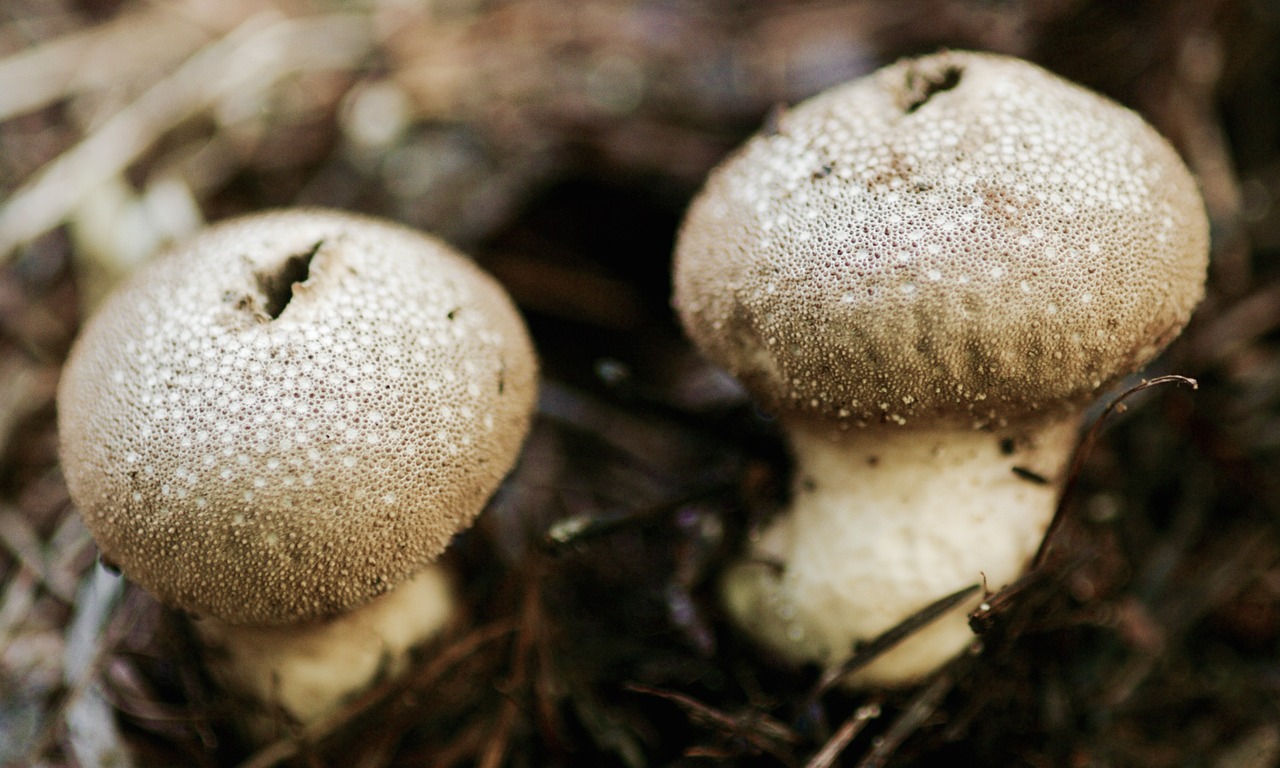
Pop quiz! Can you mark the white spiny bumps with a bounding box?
[675,51,1208,431]
[59,209,538,625]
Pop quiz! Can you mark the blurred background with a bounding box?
[2,0,1280,765]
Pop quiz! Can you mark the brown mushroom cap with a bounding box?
[58,209,537,625]
[674,51,1209,429]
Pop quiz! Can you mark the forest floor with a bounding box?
[3,0,1280,766]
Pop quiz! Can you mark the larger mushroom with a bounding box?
[58,209,538,728]
[673,51,1209,683]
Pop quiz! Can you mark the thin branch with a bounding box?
[478,565,544,768]
[809,583,979,699]
[626,684,800,761]
[1033,375,1198,568]
[804,701,882,768]
[854,674,952,768]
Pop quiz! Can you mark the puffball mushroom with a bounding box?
[58,209,537,726]
[673,51,1209,684]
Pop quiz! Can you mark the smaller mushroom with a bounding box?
[673,51,1209,684]
[58,209,538,733]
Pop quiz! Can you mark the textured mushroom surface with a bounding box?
[674,50,1209,429]
[59,209,537,625]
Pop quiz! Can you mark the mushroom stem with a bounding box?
[192,564,454,739]
[722,415,1080,684]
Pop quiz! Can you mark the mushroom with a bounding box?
[58,209,538,729]
[672,51,1209,684]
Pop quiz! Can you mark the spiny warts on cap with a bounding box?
[58,209,538,625]
[674,51,1208,430]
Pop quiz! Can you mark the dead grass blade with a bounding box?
[809,583,979,699]
[0,10,373,259]
[1034,374,1199,568]
[804,701,882,768]
[0,4,218,121]
[854,674,952,768]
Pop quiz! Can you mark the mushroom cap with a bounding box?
[673,51,1209,429]
[58,209,538,625]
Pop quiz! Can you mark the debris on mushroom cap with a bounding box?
[58,209,538,625]
[673,50,1209,430]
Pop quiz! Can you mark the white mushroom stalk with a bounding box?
[193,567,454,733]
[723,416,1080,682]
[673,51,1209,684]
[58,209,538,733]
